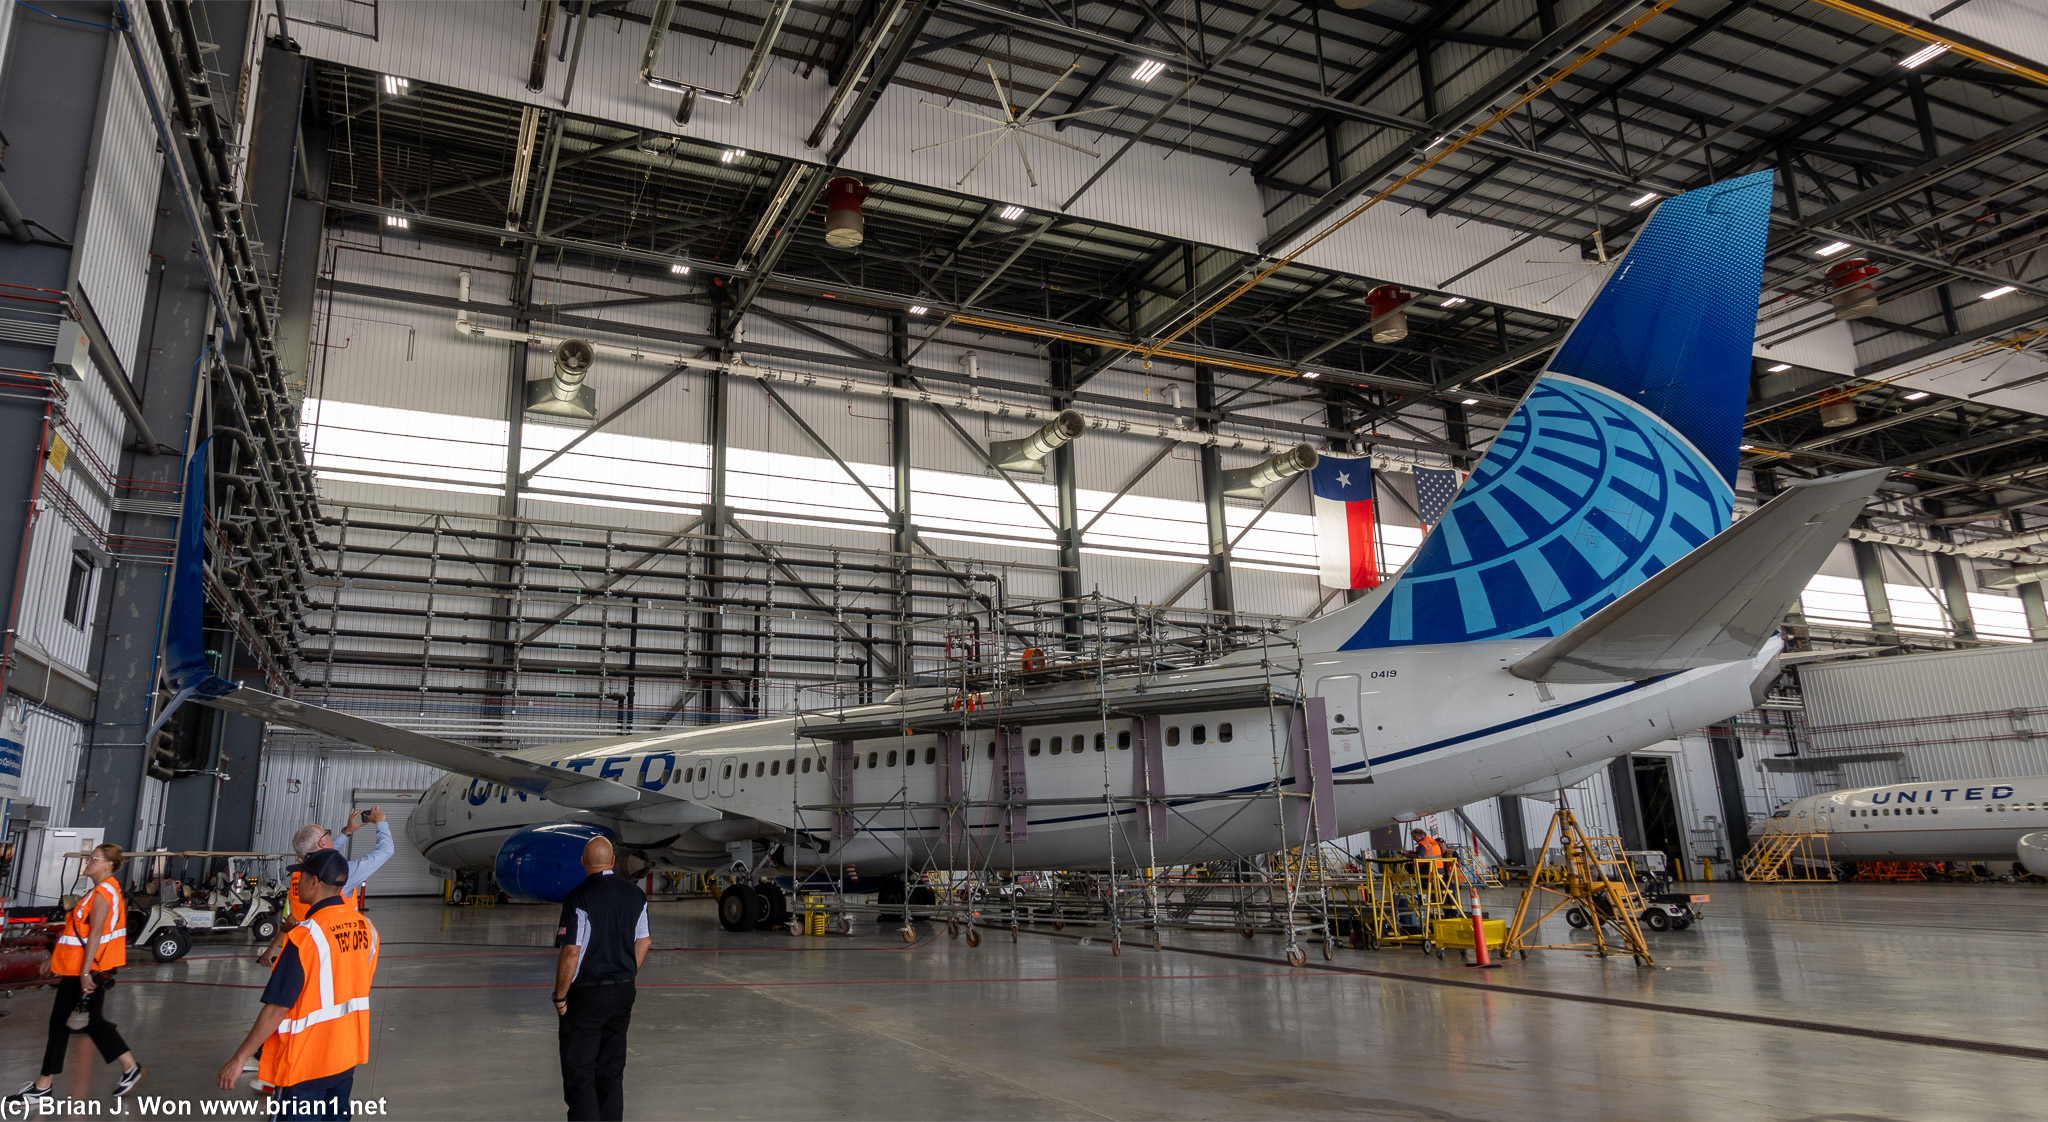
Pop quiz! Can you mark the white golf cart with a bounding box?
[121,851,291,963]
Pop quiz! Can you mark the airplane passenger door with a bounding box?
[718,757,737,797]
[1316,674,1367,775]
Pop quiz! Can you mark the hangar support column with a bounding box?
[1709,731,1752,872]
[1051,344,1083,647]
[1850,537,1898,647]
[1194,365,1233,620]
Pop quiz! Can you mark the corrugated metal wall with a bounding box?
[75,48,164,372]
[253,743,445,859]
[1799,644,2048,785]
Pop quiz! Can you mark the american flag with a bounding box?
[1413,467,1464,528]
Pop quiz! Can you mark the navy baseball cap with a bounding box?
[287,848,350,887]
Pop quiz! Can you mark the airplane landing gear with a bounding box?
[717,884,758,933]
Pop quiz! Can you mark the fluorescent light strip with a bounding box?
[1814,241,1852,257]
[383,75,409,95]
[1980,285,2017,300]
[1900,43,1949,69]
[1629,191,1658,208]
[908,305,928,316]
[385,215,408,229]
[1767,363,1791,373]
[1903,391,1930,401]
[1440,296,1466,307]
[1132,59,1166,84]
[671,263,690,275]
[999,205,1025,221]
[1299,371,1320,379]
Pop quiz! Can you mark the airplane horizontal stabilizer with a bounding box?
[1509,469,1887,683]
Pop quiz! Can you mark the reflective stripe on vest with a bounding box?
[51,880,127,975]
[259,902,379,1088]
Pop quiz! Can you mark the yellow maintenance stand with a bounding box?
[1504,808,1655,967]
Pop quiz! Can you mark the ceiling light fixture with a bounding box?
[670,263,690,275]
[909,305,928,316]
[1461,398,1478,406]
[385,215,409,229]
[1767,363,1791,373]
[999,205,1025,221]
[1980,284,2017,300]
[1739,443,1755,451]
[1299,370,1321,379]
[721,148,746,164]
[1903,390,1930,401]
[1900,42,1949,69]
[383,75,409,96]
[1814,241,1852,257]
[1424,135,1447,150]
[1628,191,1658,208]
[1132,59,1166,84]
[1441,296,1467,307]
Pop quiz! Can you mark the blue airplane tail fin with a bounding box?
[1331,171,1770,651]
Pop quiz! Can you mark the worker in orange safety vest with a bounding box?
[1410,828,1446,858]
[218,849,379,1120]
[8,844,147,1105]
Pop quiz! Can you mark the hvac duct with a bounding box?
[1827,260,1880,319]
[526,338,597,419]
[823,177,869,249]
[451,292,1308,455]
[991,409,1087,472]
[1979,563,2048,590]
[1221,443,1318,499]
[1817,388,1858,427]
[1366,285,1410,343]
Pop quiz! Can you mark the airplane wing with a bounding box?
[1510,468,1887,683]
[160,447,714,822]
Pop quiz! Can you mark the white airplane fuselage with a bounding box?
[1771,775,2048,864]
[408,636,1777,877]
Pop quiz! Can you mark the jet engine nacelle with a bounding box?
[494,822,614,903]
[2020,831,2048,878]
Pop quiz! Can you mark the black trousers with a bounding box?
[558,982,633,1121]
[42,974,130,1077]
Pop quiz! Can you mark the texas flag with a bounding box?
[1311,454,1379,589]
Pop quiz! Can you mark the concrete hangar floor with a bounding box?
[2,886,2041,1121]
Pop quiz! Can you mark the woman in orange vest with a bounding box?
[8,844,147,1105]
[217,849,379,1120]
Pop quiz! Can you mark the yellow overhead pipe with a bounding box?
[1805,0,2048,88]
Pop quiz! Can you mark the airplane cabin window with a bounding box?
[868,751,879,768]
[1118,731,1131,749]
[887,750,898,767]
[801,758,812,774]
[770,761,780,776]
[1029,738,1042,756]
[722,764,732,779]
[1050,736,1063,755]
[1166,726,1181,747]
[988,743,996,759]
[926,747,937,765]
[1095,733,1105,752]
[1219,723,1233,743]
[1191,725,1206,744]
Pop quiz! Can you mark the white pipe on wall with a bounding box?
[454,278,1312,456]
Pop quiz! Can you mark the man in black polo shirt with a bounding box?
[552,837,649,1122]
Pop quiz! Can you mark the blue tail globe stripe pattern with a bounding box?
[1339,171,1768,651]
